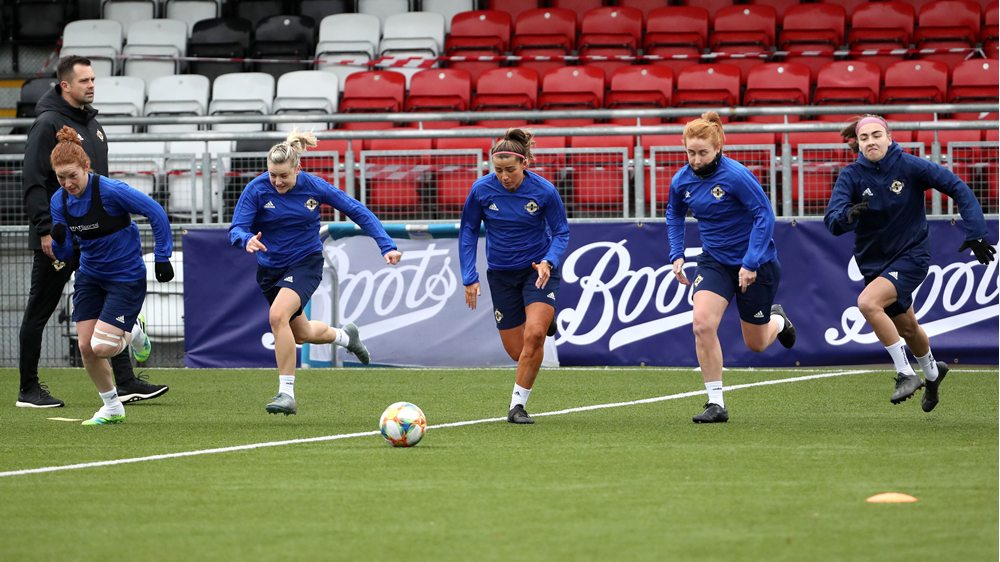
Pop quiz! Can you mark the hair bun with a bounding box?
[55,125,83,146]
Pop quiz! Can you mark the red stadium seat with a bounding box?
[985,1,999,59]
[818,0,870,17]
[445,10,512,87]
[791,132,855,210]
[709,4,777,81]
[779,3,846,81]
[645,6,710,76]
[527,125,568,177]
[641,134,687,212]
[472,67,539,128]
[538,66,606,127]
[681,0,736,26]
[404,69,473,130]
[948,59,1000,120]
[673,64,741,122]
[893,0,942,13]
[605,65,674,125]
[511,8,576,77]
[744,62,811,140]
[881,60,949,121]
[551,0,604,26]
[432,127,493,213]
[617,0,671,23]
[487,0,539,23]
[306,138,353,193]
[814,61,881,106]
[848,1,916,75]
[340,71,406,113]
[749,0,801,24]
[568,126,635,213]
[364,138,433,216]
[579,6,644,84]
[915,0,983,72]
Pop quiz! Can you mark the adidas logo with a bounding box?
[684,191,691,199]
[284,276,294,282]
[116,315,125,323]
[489,203,499,211]
[547,292,555,300]
[754,311,764,318]
[264,201,276,209]
[888,271,898,279]
[862,188,873,196]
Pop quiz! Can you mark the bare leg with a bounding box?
[891,306,929,357]
[76,319,115,393]
[740,318,780,353]
[692,291,729,384]
[269,288,302,378]
[290,314,338,345]
[857,278,903,347]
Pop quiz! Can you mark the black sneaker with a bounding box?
[547,317,557,337]
[921,362,949,413]
[507,404,535,424]
[15,382,65,408]
[890,373,924,404]
[770,304,796,349]
[117,373,169,404]
[693,402,729,423]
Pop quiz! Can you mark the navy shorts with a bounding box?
[257,252,324,321]
[863,250,929,318]
[692,252,781,325]
[486,265,560,330]
[72,271,147,330]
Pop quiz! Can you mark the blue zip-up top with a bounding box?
[459,169,570,286]
[51,174,173,281]
[824,141,989,278]
[666,155,777,271]
[229,171,396,268]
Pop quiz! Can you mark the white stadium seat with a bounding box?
[315,13,381,92]
[92,76,146,134]
[107,140,167,195]
[358,0,411,33]
[209,72,275,132]
[123,19,188,94]
[144,74,211,133]
[164,0,220,37]
[272,70,339,132]
[102,0,156,36]
[61,20,124,77]
[379,12,446,86]
[421,0,474,34]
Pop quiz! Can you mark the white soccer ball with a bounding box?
[379,402,427,447]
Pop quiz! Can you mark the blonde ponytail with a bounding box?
[268,127,318,169]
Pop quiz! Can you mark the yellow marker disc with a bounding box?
[47,417,84,422]
[866,493,918,503]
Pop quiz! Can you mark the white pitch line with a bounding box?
[0,370,870,479]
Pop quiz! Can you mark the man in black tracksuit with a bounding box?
[17,55,169,407]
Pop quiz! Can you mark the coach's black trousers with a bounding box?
[19,249,136,391]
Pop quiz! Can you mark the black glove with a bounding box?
[50,223,67,245]
[155,261,174,283]
[957,238,997,265]
[846,194,869,224]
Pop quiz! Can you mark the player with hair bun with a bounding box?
[48,126,175,425]
[667,111,796,424]
[826,114,993,411]
[459,127,570,425]
[229,128,402,416]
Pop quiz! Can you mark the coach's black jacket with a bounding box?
[22,84,108,250]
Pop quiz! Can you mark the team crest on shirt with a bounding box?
[524,200,539,214]
[96,130,104,142]
[495,309,503,323]
[711,185,725,200]
[52,260,66,271]
[304,197,319,211]
[890,180,904,194]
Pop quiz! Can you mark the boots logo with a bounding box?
[890,180,904,194]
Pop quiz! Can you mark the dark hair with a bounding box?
[840,114,891,155]
[51,125,91,171]
[56,55,92,84]
[491,127,535,163]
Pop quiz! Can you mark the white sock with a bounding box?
[915,350,939,381]
[771,314,785,332]
[129,321,145,353]
[279,375,295,398]
[705,381,724,408]
[333,328,350,347]
[885,340,916,375]
[98,388,124,414]
[510,383,531,411]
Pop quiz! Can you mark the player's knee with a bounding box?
[268,308,290,329]
[523,328,546,351]
[692,317,715,340]
[745,338,768,354]
[856,295,880,317]
[78,337,95,358]
[90,333,123,358]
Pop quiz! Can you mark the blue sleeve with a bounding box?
[317,179,397,255]
[732,169,774,271]
[103,180,173,261]
[228,184,259,249]
[542,188,570,268]
[48,191,74,262]
[824,169,859,237]
[459,184,484,286]
[665,174,688,263]
[916,158,990,242]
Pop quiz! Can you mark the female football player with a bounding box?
[825,114,993,411]
[459,127,570,424]
[229,128,401,416]
[667,111,796,424]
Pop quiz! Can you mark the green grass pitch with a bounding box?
[0,366,996,562]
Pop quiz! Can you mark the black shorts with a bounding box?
[693,252,781,325]
[863,250,929,318]
[72,271,147,330]
[257,252,324,321]
[486,265,560,330]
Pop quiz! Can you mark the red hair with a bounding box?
[683,111,726,150]
[50,126,91,171]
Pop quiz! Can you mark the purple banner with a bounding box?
[554,220,999,367]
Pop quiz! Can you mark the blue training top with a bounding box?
[229,171,396,269]
[824,141,990,278]
[459,169,570,286]
[51,174,173,282]
[666,155,777,271]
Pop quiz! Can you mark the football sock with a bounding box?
[705,381,724,408]
[915,350,939,381]
[279,375,295,399]
[885,340,916,375]
[510,383,531,411]
[98,388,124,415]
[333,328,350,347]
[770,314,785,332]
[129,321,145,353]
